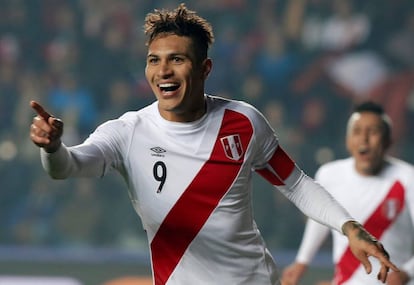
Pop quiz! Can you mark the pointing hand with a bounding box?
[30,100,63,153]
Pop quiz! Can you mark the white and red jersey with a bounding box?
[41,95,353,285]
[296,157,414,285]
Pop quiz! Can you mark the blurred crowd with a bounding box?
[1,0,413,251]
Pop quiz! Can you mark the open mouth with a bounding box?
[357,147,371,159]
[358,148,369,155]
[158,83,180,92]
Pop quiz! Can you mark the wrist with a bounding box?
[44,141,62,153]
[342,220,357,235]
[342,220,363,236]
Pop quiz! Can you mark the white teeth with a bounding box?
[158,83,177,88]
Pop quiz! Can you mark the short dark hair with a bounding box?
[144,3,214,61]
[352,101,392,143]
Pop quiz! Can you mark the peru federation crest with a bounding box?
[220,134,243,161]
[382,198,402,220]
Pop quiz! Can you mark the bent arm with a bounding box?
[296,218,330,264]
[281,219,330,285]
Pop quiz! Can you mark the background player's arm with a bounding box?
[281,219,330,285]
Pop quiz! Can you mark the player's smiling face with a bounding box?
[346,112,389,176]
[145,34,211,122]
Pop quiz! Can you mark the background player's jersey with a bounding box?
[298,157,414,285]
[41,95,352,285]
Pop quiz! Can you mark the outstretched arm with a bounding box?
[30,100,121,179]
[257,146,399,283]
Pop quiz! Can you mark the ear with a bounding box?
[201,58,212,79]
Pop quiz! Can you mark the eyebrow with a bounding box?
[147,52,188,57]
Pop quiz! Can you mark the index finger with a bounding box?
[30,100,51,120]
[380,257,399,272]
[377,244,399,272]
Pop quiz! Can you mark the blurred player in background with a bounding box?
[30,4,398,285]
[282,101,414,285]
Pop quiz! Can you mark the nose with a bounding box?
[158,60,173,78]
[361,130,370,143]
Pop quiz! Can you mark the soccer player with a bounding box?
[30,4,398,285]
[281,101,414,285]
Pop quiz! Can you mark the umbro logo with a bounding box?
[151,147,166,157]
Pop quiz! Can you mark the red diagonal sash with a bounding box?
[334,181,405,284]
[256,146,295,186]
[150,109,253,285]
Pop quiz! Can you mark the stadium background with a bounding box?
[0,0,413,284]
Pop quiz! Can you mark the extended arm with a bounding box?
[30,100,110,179]
[40,143,107,179]
[257,146,399,283]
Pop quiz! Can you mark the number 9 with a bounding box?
[153,161,167,193]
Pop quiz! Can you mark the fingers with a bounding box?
[356,247,397,284]
[377,264,389,283]
[357,253,372,274]
[377,258,399,283]
[281,263,307,285]
[30,100,51,121]
[281,270,296,285]
[29,101,63,152]
[374,243,399,271]
[30,118,53,145]
[367,243,399,283]
[30,100,63,130]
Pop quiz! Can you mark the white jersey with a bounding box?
[40,95,353,285]
[296,157,414,285]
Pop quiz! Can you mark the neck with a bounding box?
[159,96,207,123]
